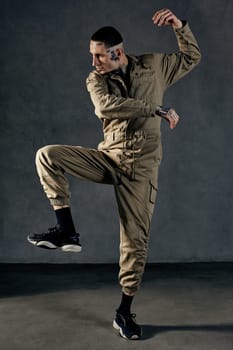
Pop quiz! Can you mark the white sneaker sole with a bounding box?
[113,320,140,340]
[61,245,82,253]
[27,237,82,252]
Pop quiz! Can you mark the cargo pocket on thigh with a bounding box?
[148,180,158,216]
[149,180,157,204]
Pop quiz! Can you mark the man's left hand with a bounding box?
[152,8,182,29]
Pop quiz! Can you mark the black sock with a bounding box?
[55,207,76,235]
[117,292,134,316]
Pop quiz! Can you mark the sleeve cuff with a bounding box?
[174,20,188,33]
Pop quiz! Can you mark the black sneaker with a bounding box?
[113,311,142,340]
[27,226,82,252]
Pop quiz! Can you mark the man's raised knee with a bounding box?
[35,145,58,166]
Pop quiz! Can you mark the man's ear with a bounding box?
[116,47,123,59]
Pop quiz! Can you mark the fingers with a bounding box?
[167,109,180,129]
[152,8,176,27]
[155,106,180,129]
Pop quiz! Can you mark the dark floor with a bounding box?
[0,263,233,350]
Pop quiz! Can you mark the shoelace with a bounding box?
[48,226,59,233]
[46,227,80,242]
[125,313,137,323]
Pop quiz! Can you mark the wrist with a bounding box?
[172,19,183,29]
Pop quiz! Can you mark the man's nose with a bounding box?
[92,56,99,66]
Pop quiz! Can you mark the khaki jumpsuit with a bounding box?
[36,23,201,295]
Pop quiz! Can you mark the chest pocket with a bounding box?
[130,68,157,100]
[134,69,155,82]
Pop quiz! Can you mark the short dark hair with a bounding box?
[91,26,123,48]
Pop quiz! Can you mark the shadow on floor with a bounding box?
[0,263,118,298]
[142,323,233,340]
[1,262,233,298]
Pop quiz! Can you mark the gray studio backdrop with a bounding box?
[1,0,232,263]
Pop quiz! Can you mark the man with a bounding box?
[27,8,201,340]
